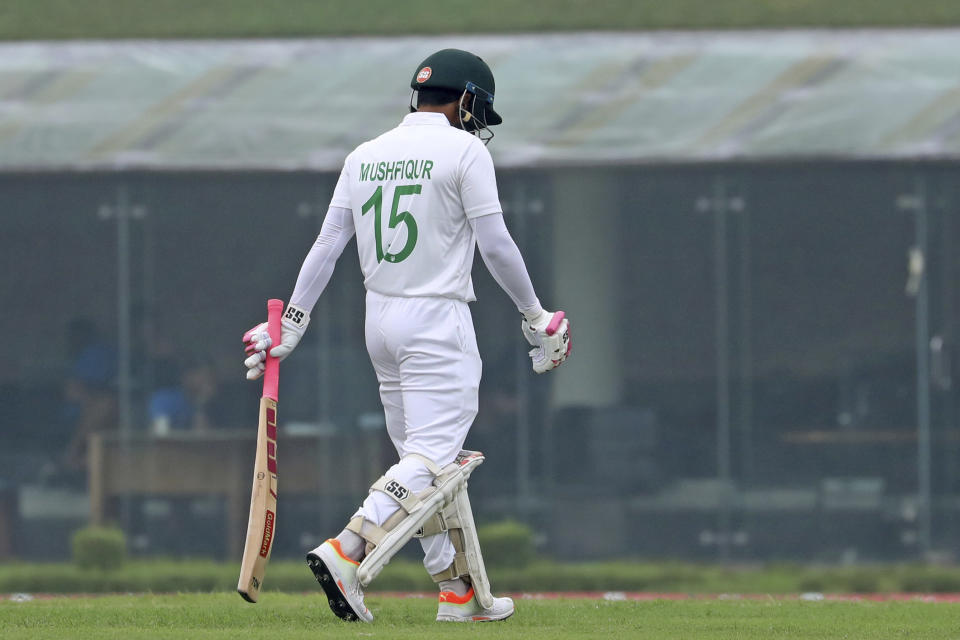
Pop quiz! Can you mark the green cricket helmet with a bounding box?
[410,48,502,139]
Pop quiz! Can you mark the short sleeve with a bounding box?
[459,140,503,219]
[329,154,352,210]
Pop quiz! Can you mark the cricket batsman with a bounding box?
[243,48,571,623]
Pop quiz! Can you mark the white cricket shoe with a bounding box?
[306,539,373,623]
[436,587,514,622]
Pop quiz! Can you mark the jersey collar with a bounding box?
[401,112,451,127]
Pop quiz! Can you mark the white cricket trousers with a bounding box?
[354,290,482,575]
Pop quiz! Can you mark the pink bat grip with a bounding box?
[545,311,566,336]
[262,299,284,401]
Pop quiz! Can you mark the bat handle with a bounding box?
[263,299,284,401]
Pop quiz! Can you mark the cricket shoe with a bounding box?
[436,588,514,622]
[306,539,373,623]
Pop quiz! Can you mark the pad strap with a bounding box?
[430,552,470,582]
[346,516,390,547]
[416,513,447,538]
[402,452,443,475]
[351,483,441,548]
[427,507,469,582]
[370,476,422,513]
[414,501,463,538]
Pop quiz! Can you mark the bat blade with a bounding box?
[237,397,279,602]
[238,298,284,603]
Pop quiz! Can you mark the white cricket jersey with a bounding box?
[329,112,502,301]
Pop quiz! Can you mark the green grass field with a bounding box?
[0,0,959,40]
[7,558,960,594]
[2,593,960,640]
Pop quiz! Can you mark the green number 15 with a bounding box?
[361,184,421,263]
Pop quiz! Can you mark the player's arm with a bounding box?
[470,213,570,373]
[244,206,356,379]
[460,139,570,373]
[289,205,356,312]
[470,213,540,316]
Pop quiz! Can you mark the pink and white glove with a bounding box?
[521,309,571,374]
[243,303,310,380]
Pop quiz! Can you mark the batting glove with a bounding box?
[243,303,310,380]
[521,309,571,374]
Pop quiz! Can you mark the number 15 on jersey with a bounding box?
[361,184,421,264]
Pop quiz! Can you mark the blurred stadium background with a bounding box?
[3,1,960,572]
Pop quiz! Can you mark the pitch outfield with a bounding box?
[1,0,960,40]
[2,594,959,640]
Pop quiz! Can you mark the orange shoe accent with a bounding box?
[438,587,475,605]
[327,538,360,566]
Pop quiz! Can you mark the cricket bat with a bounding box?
[237,298,284,603]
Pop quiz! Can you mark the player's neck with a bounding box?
[417,104,458,127]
